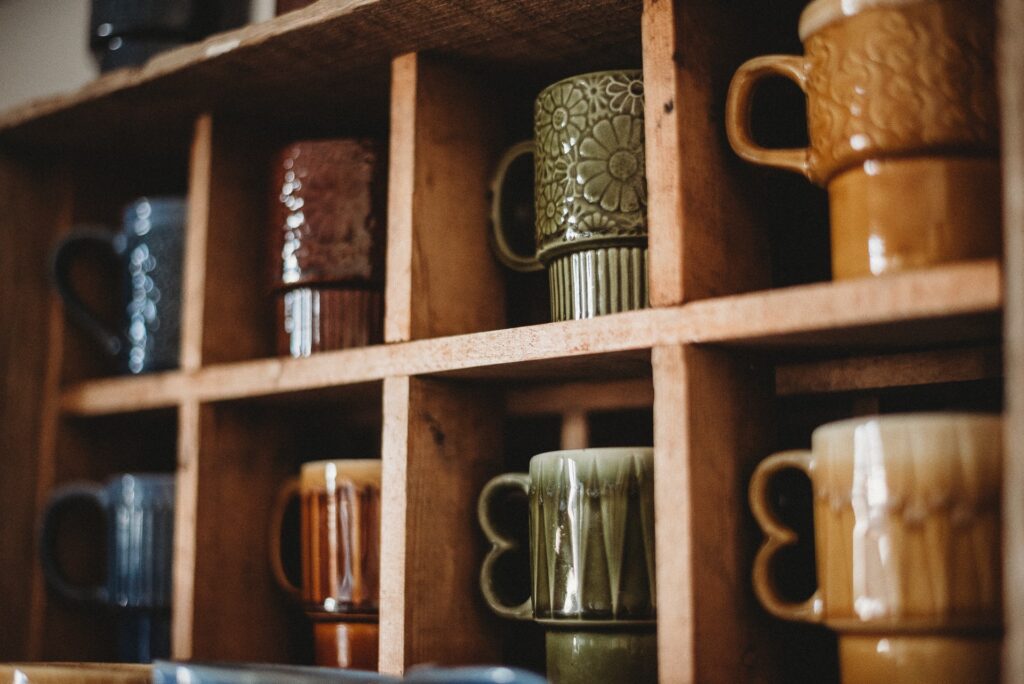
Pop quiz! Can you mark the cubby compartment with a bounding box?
[191,93,392,366]
[183,383,382,663]
[56,152,190,385]
[379,372,654,675]
[33,408,178,662]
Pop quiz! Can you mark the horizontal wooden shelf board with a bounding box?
[0,0,641,155]
[59,260,1001,415]
[775,344,1003,396]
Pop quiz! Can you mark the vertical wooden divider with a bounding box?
[641,0,770,304]
[1000,0,1024,679]
[384,52,507,342]
[18,162,70,661]
[172,114,211,658]
[379,376,505,673]
[653,345,781,682]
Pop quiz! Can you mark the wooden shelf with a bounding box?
[60,259,1001,416]
[0,0,1015,680]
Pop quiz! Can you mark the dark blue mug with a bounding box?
[40,473,176,662]
[52,196,186,374]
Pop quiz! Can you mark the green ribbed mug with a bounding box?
[478,448,657,684]
[490,71,649,321]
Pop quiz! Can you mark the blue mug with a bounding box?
[40,473,176,662]
[52,196,186,374]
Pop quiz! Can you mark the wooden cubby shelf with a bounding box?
[60,259,1000,416]
[1,0,1019,682]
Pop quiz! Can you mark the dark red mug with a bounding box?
[267,139,387,357]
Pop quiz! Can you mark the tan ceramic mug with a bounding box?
[749,413,1002,683]
[726,0,1001,279]
[269,459,381,669]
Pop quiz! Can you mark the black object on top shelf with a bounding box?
[89,0,251,72]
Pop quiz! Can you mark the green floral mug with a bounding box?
[490,70,649,321]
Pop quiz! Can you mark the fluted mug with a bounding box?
[478,448,657,684]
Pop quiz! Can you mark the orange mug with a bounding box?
[726,0,1001,279]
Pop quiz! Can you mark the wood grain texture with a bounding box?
[384,53,507,341]
[642,0,770,304]
[193,116,276,364]
[1000,0,1024,679]
[56,259,1002,415]
[378,377,505,673]
[179,116,213,372]
[171,400,200,659]
[662,346,789,682]
[0,154,61,660]
[505,379,654,415]
[0,0,641,157]
[775,346,1003,396]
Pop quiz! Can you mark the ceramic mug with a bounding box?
[39,473,176,662]
[725,0,1001,279]
[270,459,382,668]
[53,196,186,374]
[749,413,1002,683]
[478,448,657,684]
[490,70,649,321]
[268,139,387,357]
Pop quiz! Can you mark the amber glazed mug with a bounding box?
[490,71,649,320]
[726,0,1001,279]
[750,413,1002,683]
[479,448,657,684]
[268,139,387,357]
[270,459,382,669]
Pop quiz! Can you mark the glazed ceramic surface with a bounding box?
[311,618,379,670]
[490,71,649,320]
[39,473,175,661]
[0,663,151,684]
[271,460,382,615]
[749,413,1002,683]
[53,197,186,373]
[268,139,386,355]
[152,661,394,684]
[725,0,1000,278]
[479,448,656,684]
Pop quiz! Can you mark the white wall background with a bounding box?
[0,0,276,112]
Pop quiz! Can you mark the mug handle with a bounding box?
[489,141,544,273]
[748,450,823,623]
[39,482,108,605]
[268,478,302,599]
[51,227,124,357]
[477,473,533,620]
[725,56,814,180]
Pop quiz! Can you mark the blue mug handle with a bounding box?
[51,227,124,357]
[39,482,109,605]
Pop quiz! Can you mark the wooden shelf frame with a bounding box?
[0,0,1016,681]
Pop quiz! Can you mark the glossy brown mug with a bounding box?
[268,139,387,356]
[269,459,381,668]
[726,0,1001,279]
[750,413,1002,683]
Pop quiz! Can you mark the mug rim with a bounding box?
[799,0,931,40]
[811,411,1001,440]
[530,446,653,462]
[299,458,381,488]
[537,69,643,101]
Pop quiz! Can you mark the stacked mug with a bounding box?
[270,459,382,668]
[40,473,176,662]
[479,448,657,684]
[267,139,387,357]
[726,0,1001,278]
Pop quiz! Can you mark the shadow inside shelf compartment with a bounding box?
[189,387,382,664]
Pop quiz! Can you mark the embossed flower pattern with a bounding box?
[536,82,588,157]
[577,115,646,213]
[532,71,647,248]
[605,73,645,117]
